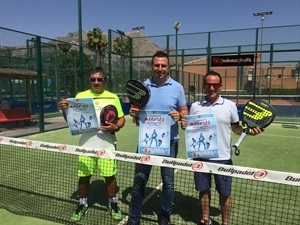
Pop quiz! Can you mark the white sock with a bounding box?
[108,197,117,206]
[79,198,88,207]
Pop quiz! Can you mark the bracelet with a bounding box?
[115,124,120,132]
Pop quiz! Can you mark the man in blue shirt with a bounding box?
[127,51,188,225]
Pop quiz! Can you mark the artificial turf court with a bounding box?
[0,115,299,225]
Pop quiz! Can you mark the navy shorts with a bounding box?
[194,159,233,196]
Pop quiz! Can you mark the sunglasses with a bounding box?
[153,64,168,68]
[90,77,105,83]
[204,83,222,89]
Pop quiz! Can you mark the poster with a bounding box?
[138,110,171,156]
[185,113,219,158]
[66,98,98,135]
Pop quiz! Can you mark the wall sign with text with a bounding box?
[211,54,254,67]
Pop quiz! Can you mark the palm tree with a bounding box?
[113,36,131,56]
[86,27,108,66]
[113,35,131,92]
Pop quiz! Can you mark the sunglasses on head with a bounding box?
[204,83,222,89]
[90,77,105,83]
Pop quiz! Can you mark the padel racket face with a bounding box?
[242,99,276,129]
[100,105,118,125]
[126,79,150,108]
[233,99,275,156]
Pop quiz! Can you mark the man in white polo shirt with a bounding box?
[181,70,264,225]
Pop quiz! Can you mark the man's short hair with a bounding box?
[203,70,222,85]
[88,67,107,79]
[151,51,169,65]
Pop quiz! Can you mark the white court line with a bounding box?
[261,133,300,139]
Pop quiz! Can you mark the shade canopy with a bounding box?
[0,68,46,80]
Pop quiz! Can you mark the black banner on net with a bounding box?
[211,54,254,67]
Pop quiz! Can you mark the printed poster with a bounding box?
[185,113,219,159]
[138,110,171,156]
[66,97,116,135]
[66,98,98,135]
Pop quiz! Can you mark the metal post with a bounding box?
[58,43,71,98]
[173,22,181,81]
[253,10,273,95]
[132,26,145,80]
[78,0,84,91]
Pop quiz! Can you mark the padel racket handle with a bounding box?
[233,132,247,156]
[133,117,140,126]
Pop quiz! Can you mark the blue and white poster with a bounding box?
[138,110,171,156]
[185,113,219,158]
[66,98,98,135]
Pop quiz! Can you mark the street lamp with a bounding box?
[116,29,125,36]
[132,26,145,79]
[173,21,181,81]
[253,10,273,95]
[58,42,72,98]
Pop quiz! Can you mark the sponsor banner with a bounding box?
[211,54,254,67]
[0,136,299,186]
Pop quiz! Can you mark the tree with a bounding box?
[113,36,131,56]
[49,49,93,97]
[112,35,131,92]
[86,27,108,66]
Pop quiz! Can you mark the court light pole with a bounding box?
[253,10,273,95]
[173,22,181,81]
[116,29,125,36]
[78,0,84,91]
[132,26,145,80]
[58,43,72,98]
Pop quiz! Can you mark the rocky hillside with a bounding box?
[54,30,161,57]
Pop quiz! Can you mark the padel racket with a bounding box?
[126,79,150,108]
[100,105,118,126]
[233,99,276,156]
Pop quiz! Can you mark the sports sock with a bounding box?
[79,197,88,207]
[108,197,117,206]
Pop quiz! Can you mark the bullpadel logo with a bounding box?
[140,155,150,163]
[192,162,203,171]
[253,170,268,179]
[97,149,105,157]
[212,57,223,65]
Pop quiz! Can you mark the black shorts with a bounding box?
[194,159,233,196]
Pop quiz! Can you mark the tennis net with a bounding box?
[0,136,299,225]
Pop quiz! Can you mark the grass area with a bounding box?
[0,209,60,225]
[44,112,64,119]
[1,115,299,225]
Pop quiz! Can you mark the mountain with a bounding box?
[54,30,161,57]
[54,30,199,67]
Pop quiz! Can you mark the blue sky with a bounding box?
[0,0,299,38]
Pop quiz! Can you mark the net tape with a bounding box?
[0,136,299,186]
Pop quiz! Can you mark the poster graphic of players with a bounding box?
[66,98,98,135]
[138,110,171,156]
[185,113,219,158]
